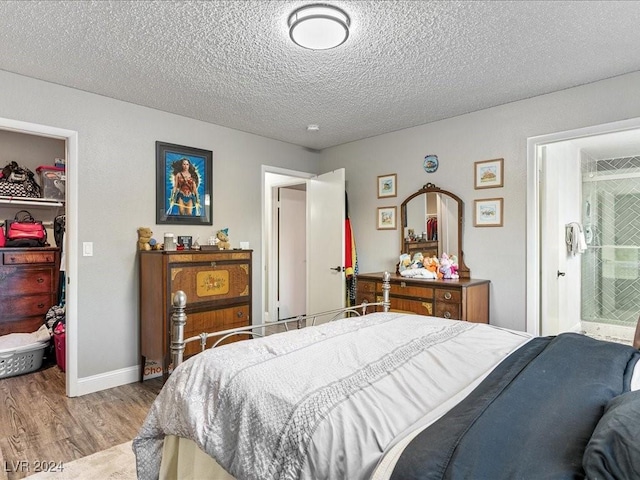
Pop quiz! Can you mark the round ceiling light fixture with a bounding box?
[288,4,350,50]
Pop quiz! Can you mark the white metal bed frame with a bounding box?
[170,272,392,370]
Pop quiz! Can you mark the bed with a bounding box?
[133,280,640,480]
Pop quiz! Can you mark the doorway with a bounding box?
[262,166,346,325]
[527,118,640,344]
[0,116,78,396]
[262,167,313,324]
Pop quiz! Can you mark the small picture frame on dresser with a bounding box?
[177,236,192,249]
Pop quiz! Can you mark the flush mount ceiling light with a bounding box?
[288,4,350,50]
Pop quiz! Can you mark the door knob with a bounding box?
[330,266,343,272]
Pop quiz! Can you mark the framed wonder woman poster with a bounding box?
[156,141,212,225]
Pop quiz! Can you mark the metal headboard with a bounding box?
[170,271,392,370]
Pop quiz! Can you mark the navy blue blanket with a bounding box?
[390,333,640,480]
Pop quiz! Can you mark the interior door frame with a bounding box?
[526,117,640,336]
[0,116,79,397]
[262,165,314,324]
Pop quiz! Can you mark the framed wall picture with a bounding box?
[377,206,397,230]
[474,158,504,189]
[474,198,504,227]
[377,173,397,198]
[156,141,213,225]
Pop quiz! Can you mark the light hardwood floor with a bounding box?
[0,361,162,480]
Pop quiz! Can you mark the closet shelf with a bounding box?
[0,196,64,208]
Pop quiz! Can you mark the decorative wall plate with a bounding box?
[423,154,439,173]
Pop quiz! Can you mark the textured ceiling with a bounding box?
[0,1,639,150]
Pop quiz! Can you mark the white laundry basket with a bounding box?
[0,341,48,379]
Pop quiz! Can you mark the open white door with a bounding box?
[307,168,345,323]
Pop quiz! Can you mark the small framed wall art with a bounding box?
[474,198,503,227]
[474,158,504,189]
[377,206,397,230]
[377,173,397,198]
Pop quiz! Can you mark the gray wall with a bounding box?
[322,72,640,331]
[3,66,640,385]
[0,69,320,379]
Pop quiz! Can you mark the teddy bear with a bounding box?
[137,227,153,251]
[216,228,230,250]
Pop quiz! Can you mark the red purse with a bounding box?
[5,210,47,247]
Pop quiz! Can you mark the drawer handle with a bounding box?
[37,277,45,283]
[38,303,45,309]
[443,311,451,319]
[237,311,244,318]
[444,292,452,300]
[210,261,217,267]
[400,282,406,288]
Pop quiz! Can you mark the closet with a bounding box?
[0,130,66,357]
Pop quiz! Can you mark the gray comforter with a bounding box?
[133,312,531,480]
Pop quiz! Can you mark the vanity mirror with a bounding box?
[400,183,470,278]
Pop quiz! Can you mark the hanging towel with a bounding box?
[565,222,587,256]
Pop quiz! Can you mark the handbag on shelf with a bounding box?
[0,161,42,198]
[5,210,47,247]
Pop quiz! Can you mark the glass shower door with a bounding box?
[581,156,640,342]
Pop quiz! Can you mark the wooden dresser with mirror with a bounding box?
[357,183,490,323]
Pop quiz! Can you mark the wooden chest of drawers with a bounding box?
[356,272,490,323]
[0,247,61,336]
[139,249,252,380]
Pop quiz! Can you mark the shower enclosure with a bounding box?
[581,155,640,340]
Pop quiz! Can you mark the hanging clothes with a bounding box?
[345,193,359,305]
[426,216,438,241]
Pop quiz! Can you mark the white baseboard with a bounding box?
[74,365,141,397]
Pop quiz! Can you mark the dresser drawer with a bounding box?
[384,281,433,300]
[0,293,53,317]
[358,280,376,294]
[434,302,461,320]
[0,316,46,336]
[356,280,377,305]
[3,251,56,265]
[389,297,433,316]
[183,304,250,355]
[170,262,250,307]
[0,267,54,295]
[434,288,461,303]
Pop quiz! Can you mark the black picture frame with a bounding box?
[156,141,212,225]
[177,235,192,249]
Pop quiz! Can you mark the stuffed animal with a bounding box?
[424,255,443,279]
[449,254,459,278]
[398,253,411,272]
[137,227,153,251]
[439,253,459,279]
[216,228,230,250]
[410,252,424,269]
